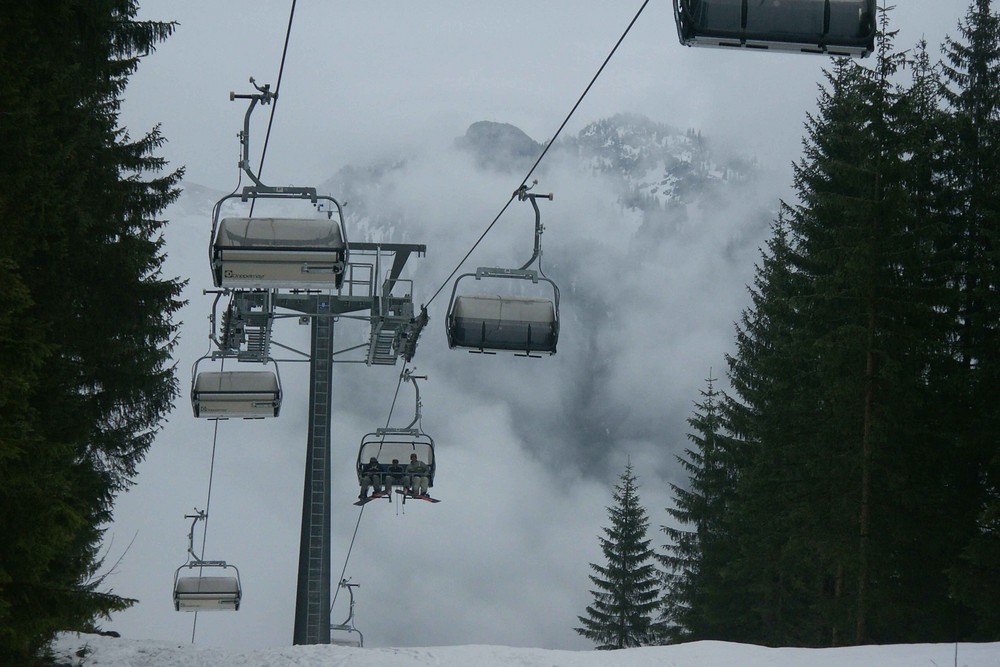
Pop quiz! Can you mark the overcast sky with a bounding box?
[109,0,972,652]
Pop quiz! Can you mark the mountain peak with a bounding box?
[455,121,543,170]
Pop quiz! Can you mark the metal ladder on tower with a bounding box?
[295,310,333,644]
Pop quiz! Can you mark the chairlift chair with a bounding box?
[173,511,242,612]
[174,569,242,612]
[356,371,436,492]
[445,185,560,356]
[330,579,364,647]
[356,430,436,488]
[212,216,347,290]
[447,271,559,355]
[672,0,876,57]
[191,357,282,419]
[208,78,349,291]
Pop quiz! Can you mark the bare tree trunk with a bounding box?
[857,287,877,644]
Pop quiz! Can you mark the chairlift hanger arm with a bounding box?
[231,78,276,190]
[184,510,207,562]
[226,79,347,218]
[403,370,427,430]
[514,182,554,271]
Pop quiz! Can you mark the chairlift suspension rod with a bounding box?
[516,186,553,272]
[230,79,276,189]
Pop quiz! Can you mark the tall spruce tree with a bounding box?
[660,373,746,643]
[577,463,662,649]
[728,55,891,646]
[703,8,964,645]
[777,29,954,643]
[0,1,183,661]
[938,0,1000,637]
[719,213,831,646]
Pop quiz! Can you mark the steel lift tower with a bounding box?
[275,243,425,645]
[199,79,428,646]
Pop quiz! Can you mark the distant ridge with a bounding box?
[455,120,544,170]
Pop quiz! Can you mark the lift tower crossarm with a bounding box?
[350,242,427,297]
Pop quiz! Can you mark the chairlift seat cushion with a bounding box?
[214,217,346,289]
[174,576,241,611]
[192,371,280,419]
[450,295,557,353]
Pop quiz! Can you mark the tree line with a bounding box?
[0,2,183,663]
[577,0,1000,649]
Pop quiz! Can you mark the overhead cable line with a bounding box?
[331,362,411,615]
[424,0,651,307]
[190,349,226,644]
[191,0,297,643]
[248,0,298,218]
[332,1,653,597]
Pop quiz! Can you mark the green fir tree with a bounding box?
[696,7,968,645]
[0,1,184,661]
[577,463,662,649]
[660,372,745,642]
[938,0,1000,637]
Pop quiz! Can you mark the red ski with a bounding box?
[395,489,440,503]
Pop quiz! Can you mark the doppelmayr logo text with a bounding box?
[224,269,265,280]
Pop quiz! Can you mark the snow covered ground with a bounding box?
[51,633,1000,667]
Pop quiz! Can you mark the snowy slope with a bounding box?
[51,633,1000,667]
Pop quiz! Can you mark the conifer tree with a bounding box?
[707,8,959,645]
[666,2,1000,647]
[769,26,954,642]
[577,463,662,649]
[938,0,1000,636]
[717,213,829,646]
[660,373,745,642]
[0,2,183,660]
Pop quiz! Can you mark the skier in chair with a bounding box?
[359,457,385,501]
[406,452,430,497]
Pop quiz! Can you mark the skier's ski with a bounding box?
[395,489,440,503]
[353,491,391,506]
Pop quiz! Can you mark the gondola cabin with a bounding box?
[173,564,242,611]
[191,370,281,419]
[673,0,876,57]
[356,430,435,490]
[212,217,346,289]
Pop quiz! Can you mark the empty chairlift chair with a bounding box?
[330,579,365,647]
[672,0,876,57]
[212,217,347,290]
[190,358,282,419]
[208,80,350,292]
[174,569,242,612]
[447,274,559,355]
[173,511,242,612]
[446,185,560,357]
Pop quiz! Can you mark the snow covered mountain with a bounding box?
[319,113,762,243]
[565,113,756,210]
